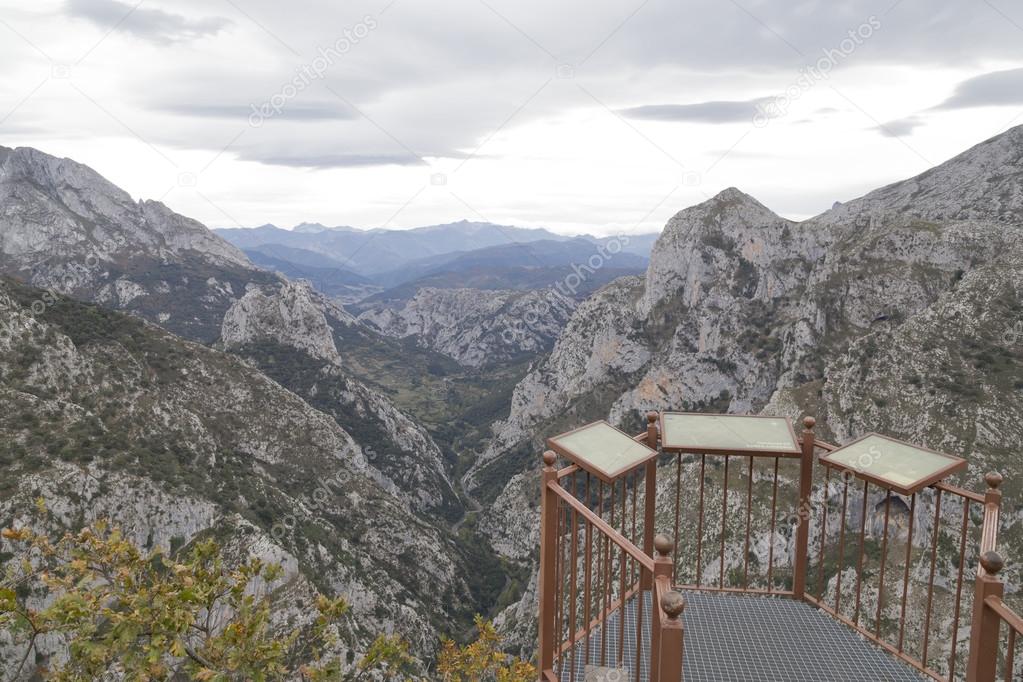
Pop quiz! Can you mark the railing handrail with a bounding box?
[547,481,655,573]
[984,595,1023,635]
[556,464,580,479]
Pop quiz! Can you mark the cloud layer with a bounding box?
[0,0,1021,232]
[66,0,230,43]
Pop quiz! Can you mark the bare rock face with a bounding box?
[0,146,274,343]
[219,279,455,514]
[0,145,457,517]
[478,126,1023,649]
[222,280,344,364]
[358,287,576,367]
[0,147,248,268]
[0,280,477,676]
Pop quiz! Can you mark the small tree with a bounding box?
[1,508,527,681]
[0,507,410,681]
[436,616,534,682]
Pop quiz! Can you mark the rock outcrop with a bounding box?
[358,287,576,367]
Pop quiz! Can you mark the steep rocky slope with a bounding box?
[477,126,1023,653]
[0,145,461,518]
[358,287,576,368]
[0,278,491,676]
[220,280,459,514]
[0,146,273,344]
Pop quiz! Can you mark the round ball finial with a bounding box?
[803,416,816,430]
[980,551,1005,575]
[985,472,1003,490]
[542,451,557,467]
[660,591,685,619]
[647,411,659,424]
[654,534,673,557]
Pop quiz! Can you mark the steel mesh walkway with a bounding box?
[559,591,928,682]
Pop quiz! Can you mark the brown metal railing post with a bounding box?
[642,412,659,590]
[979,472,1003,574]
[658,590,686,682]
[650,534,674,682]
[793,415,815,600]
[538,451,559,678]
[966,552,1006,682]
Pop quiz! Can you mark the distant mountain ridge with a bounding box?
[216,221,659,281]
[370,237,649,289]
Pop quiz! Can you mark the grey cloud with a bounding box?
[157,103,356,122]
[242,152,427,169]
[37,0,1023,172]
[935,68,1023,110]
[877,115,925,138]
[66,0,231,43]
[618,98,774,124]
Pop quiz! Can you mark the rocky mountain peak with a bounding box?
[221,279,343,364]
[0,145,249,270]
[0,146,133,205]
[642,187,792,314]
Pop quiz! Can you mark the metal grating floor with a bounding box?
[559,591,928,682]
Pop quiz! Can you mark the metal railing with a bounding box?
[801,428,997,680]
[536,412,1019,682]
[538,418,688,682]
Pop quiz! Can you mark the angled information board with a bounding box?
[659,412,800,457]
[547,421,658,482]
[820,433,966,495]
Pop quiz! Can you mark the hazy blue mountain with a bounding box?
[216,220,571,275]
[216,220,658,279]
[371,237,649,288]
[243,246,380,303]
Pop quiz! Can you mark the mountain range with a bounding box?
[3,125,1023,678]
[215,221,657,305]
[216,221,657,278]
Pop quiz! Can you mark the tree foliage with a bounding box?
[436,617,534,682]
[0,508,400,680]
[0,508,531,681]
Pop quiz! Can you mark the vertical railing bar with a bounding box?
[948,498,971,679]
[743,456,754,590]
[600,480,609,666]
[1006,628,1017,682]
[569,474,579,682]
[631,469,638,586]
[618,544,626,668]
[634,566,643,682]
[897,493,916,653]
[618,473,626,671]
[720,454,730,589]
[853,479,869,626]
[818,465,831,602]
[835,472,849,615]
[874,489,892,639]
[621,476,628,539]
[606,480,617,667]
[673,453,682,586]
[767,456,779,593]
[583,474,593,671]
[555,494,565,672]
[696,454,706,586]
[921,488,942,667]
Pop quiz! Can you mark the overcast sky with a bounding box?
[1,0,1022,235]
